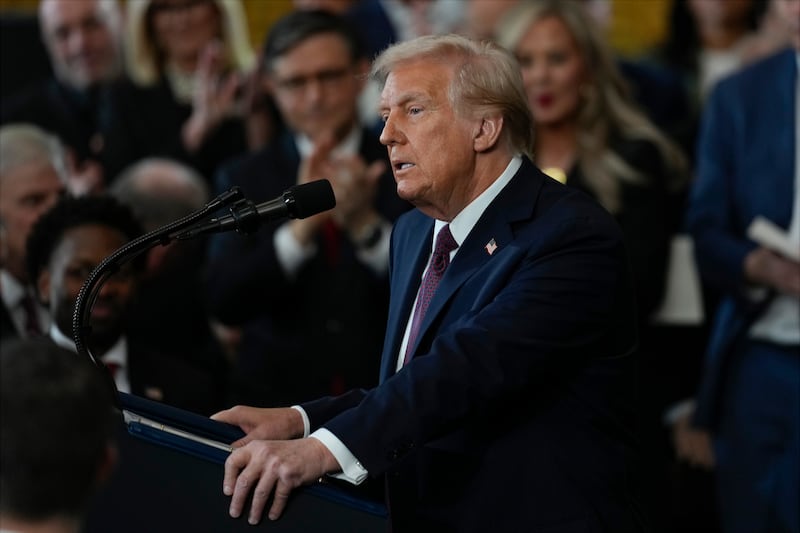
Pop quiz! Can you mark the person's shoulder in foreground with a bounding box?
[0,337,119,533]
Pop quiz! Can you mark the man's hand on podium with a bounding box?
[211,406,305,447]
[211,405,341,524]
[221,437,340,525]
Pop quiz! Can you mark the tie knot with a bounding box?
[434,224,458,254]
[430,224,458,276]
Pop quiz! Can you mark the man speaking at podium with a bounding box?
[213,34,647,532]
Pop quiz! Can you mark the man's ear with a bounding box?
[473,115,504,153]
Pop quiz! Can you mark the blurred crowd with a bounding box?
[0,1,797,532]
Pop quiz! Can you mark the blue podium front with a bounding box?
[83,393,388,533]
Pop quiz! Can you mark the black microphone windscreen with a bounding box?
[288,179,336,219]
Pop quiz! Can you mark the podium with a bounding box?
[83,393,388,532]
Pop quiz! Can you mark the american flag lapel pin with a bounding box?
[485,238,498,256]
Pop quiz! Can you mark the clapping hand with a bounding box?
[182,40,242,152]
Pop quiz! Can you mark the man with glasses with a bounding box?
[206,10,409,408]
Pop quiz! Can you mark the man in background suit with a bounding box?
[684,1,800,530]
[26,194,226,416]
[206,10,409,407]
[0,0,123,193]
[212,34,645,531]
[0,124,66,344]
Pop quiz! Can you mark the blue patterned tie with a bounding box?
[403,225,458,365]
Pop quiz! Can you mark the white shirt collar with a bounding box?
[0,268,26,309]
[434,156,522,249]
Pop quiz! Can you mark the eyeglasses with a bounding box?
[149,0,212,15]
[272,67,353,95]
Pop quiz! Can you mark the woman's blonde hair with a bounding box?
[125,0,255,86]
[497,0,687,213]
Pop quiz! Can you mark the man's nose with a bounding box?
[66,28,90,55]
[379,115,400,146]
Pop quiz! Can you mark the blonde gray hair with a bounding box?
[371,33,535,160]
[0,124,68,182]
[125,0,255,86]
[497,0,687,213]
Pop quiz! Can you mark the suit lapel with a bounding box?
[380,216,434,381]
[396,160,545,369]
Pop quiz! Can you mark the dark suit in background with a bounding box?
[126,336,226,417]
[0,304,18,344]
[0,79,114,175]
[103,79,247,184]
[207,129,409,407]
[687,48,799,533]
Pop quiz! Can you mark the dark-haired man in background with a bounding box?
[206,10,409,408]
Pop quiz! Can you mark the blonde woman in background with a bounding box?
[497,2,695,531]
[104,0,256,185]
[497,0,688,320]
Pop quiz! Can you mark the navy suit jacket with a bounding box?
[687,48,797,428]
[302,158,646,532]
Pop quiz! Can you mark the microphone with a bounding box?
[179,179,335,238]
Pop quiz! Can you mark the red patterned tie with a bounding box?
[403,225,458,365]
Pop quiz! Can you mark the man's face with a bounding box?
[378,59,482,220]
[38,224,136,347]
[0,164,64,281]
[268,33,364,142]
[39,0,120,90]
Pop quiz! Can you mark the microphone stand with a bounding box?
[71,187,246,407]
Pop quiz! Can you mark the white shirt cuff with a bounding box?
[290,405,310,438]
[310,428,368,485]
[663,398,696,426]
[274,223,316,277]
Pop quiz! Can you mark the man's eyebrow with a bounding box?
[380,91,432,110]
